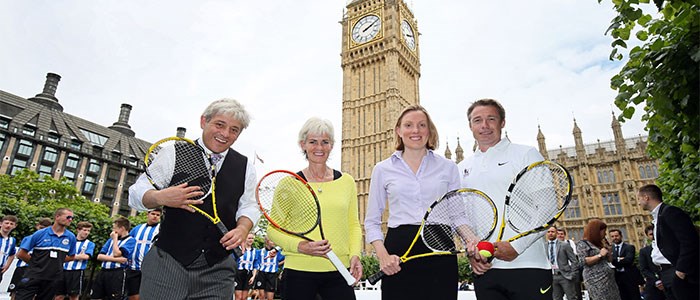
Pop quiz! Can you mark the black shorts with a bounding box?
[474,268,552,300]
[125,269,142,296]
[7,266,27,292]
[14,277,56,300]
[234,269,252,291]
[90,268,127,300]
[54,269,85,296]
[253,272,278,292]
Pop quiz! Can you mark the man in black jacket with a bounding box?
[638,184,699,300]
[609,229,643,300]
[638,224,665,300]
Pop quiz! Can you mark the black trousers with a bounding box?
[381,225,457,300]
[614,271,642,300]
[282,269,355,300]
[642,279,665,300]
[659,265,699,300]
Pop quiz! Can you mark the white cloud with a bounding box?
[0,0,647,174]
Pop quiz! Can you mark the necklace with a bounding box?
[307,167,329,193]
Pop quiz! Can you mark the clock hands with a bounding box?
[362,19,378,33]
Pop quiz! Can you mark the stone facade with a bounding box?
[443,118,658,249]
[0,73,156,217]
[341,0,421,252]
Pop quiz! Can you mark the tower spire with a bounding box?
[455,137,464,163]
[612,111,627,156]
[537,124,549,160]
[573,118,587,162]
[444,140,452,160]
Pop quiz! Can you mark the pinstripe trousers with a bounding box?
[139,246,236,300]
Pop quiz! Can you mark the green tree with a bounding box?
[356,254,472,282]
[359,255,380,281]
[599,0,699,222]
[457,255,473,282]
[0,169,114,246]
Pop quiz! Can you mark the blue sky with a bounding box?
[0,0,647,173]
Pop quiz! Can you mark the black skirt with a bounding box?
[381,225,458,300]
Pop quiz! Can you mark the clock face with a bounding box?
[352,15,381,44]
[401,20,416,50]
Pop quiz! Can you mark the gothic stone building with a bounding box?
[443,118,659,249]
[0,73,168,216]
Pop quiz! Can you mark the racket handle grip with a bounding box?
[367,270,385,285]
[214,222,243,259]
[216,222,228,235]
[326,250,356,286]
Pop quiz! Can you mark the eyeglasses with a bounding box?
[66,216,74,220]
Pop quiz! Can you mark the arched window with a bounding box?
[646,166,651,178]
[639,166,646,178]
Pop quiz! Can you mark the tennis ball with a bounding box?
[477,241,495,258]
[479,249,492,258]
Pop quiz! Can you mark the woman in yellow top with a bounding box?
[267,117,363,300]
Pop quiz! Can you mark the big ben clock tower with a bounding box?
[340,0,420,250]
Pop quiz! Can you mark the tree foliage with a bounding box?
[457,255,473,282]
[359,255,380,281]
[357,254,473,282]
[0,169,115,247]
[599,0,699,222]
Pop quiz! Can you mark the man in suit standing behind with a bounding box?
[546,226,578,300]
[557,228,583,300]
[638,184,699,300]
[638,224,665,300]
[609,229,643,300]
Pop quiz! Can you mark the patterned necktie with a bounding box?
[210,153,223,174]
[549,241,555,264]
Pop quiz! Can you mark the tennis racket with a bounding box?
[256,170,356,286]
[367,188,498,285]
[144,137,242,257]
[495,160,572,243]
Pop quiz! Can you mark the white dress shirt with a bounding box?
[128,139,259,225]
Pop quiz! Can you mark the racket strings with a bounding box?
[172,142,213,192]
[422,191,496,252]
[145,140,213,198]
[508,165,569,231]
[258,173,320,236]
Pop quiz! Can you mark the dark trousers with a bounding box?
[642,280,666,300]
[381,225,457,300]
[474,268,552,300]
[659,265,699,300]
[282,269,355,300]
[615,271,642,300]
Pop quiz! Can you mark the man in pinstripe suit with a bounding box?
[129,99,260,300]
[55,221,95,300]
[126,208,161,300]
